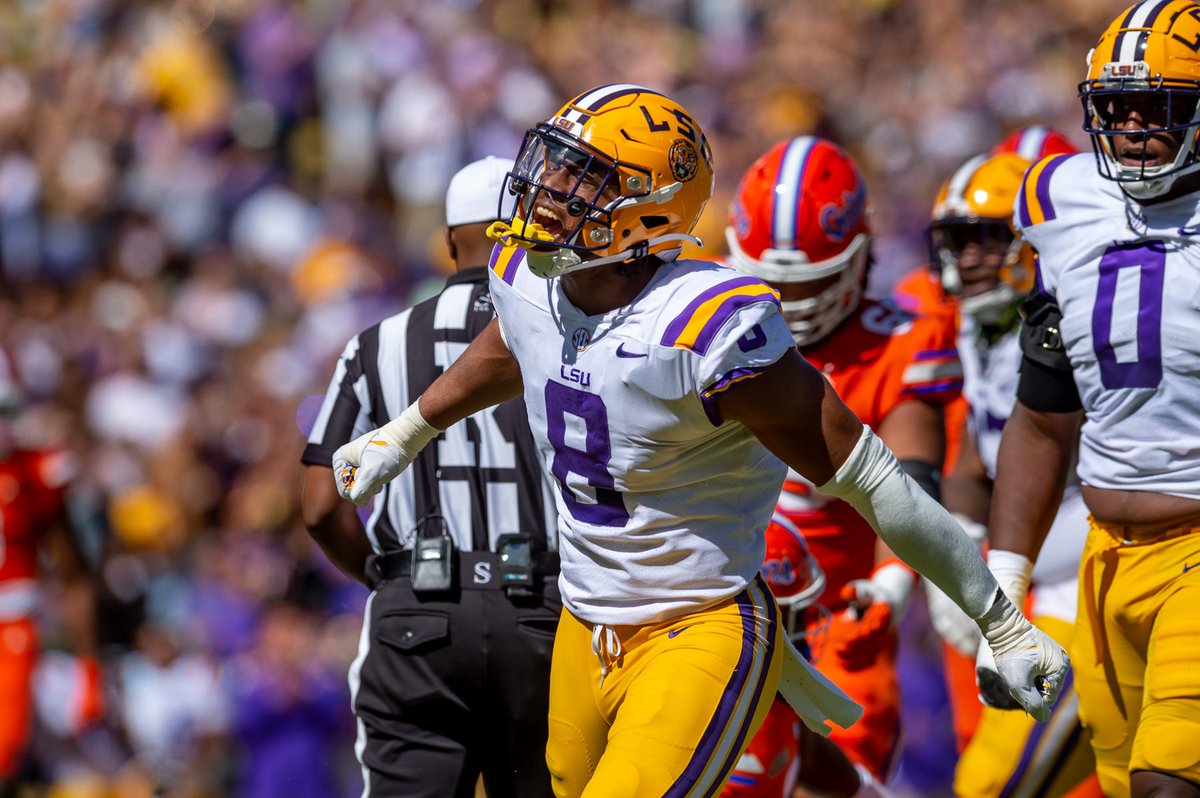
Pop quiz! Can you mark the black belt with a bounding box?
[371,550,560,591]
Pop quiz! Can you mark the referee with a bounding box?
[300,157,560,798]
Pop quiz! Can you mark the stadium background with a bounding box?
[0,0,1119,795]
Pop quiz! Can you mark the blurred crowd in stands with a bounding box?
[0,0,1118,795]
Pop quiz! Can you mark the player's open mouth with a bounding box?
[534,205,567,240]
[1118,145,1168,167]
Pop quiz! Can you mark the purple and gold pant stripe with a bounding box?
[664,575,778,798]
[999,669,1084,798]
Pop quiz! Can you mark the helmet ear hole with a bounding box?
[639,215,669,229]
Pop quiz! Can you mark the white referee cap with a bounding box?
[445,156,517,228]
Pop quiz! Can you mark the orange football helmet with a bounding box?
[991,125,1079,161]
[726,136,871,346]
[1080,0,1200,198]
[762,514,828,652]
[928,152,1037,324]
[493,84,715,278]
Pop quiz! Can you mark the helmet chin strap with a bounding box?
[938,256,963,296]
[487,219,701,279]
[961,284,1017,325]
[1108,132,1200,199]
[536,234,699,278]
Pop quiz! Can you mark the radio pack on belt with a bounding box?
[496,533,534,597]
[411,515,456,593]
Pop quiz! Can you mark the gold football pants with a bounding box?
[546,575,783,798]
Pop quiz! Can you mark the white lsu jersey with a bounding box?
[488,246,794,626]
[1016,152,1200,500]
[958,316,1086,591]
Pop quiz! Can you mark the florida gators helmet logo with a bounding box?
[819,180,868,243]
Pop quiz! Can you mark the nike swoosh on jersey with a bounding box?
[667,625,691,638]
[616,343,648,358]
[1185,562,1199,574]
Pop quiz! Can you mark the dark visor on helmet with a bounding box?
[928,219,1015,262]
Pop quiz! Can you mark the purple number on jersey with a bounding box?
[544,381,630,526]
[1092,242,1165,389]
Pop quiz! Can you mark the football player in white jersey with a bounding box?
[987,3,1200,797]
[928,151,1102,798]
[330,84,1068,798]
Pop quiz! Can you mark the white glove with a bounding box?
[975,588,1069,722]
[842,560,915,622]
[925,514,987,656]
[975,549,1036,710]
[332,401,442,507]
[926,580,982,657]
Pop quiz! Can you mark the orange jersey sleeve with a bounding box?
[802,298,962,425]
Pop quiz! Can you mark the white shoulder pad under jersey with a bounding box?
[1015,153,1200,499]
[488,246,793,625]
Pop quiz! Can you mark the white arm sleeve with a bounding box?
[818,426,1001,619]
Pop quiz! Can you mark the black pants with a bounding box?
[351,567,561,798]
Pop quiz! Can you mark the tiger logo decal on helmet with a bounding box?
[669,139,700,182]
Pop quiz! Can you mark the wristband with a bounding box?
[987,548,1034,612]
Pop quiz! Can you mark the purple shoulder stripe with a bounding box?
[661,276,763,346]
[1035,154,1071,223]
[690,294,781,356]
[1018,168,1034,229]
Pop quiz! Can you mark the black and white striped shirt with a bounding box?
[303,267,556,554]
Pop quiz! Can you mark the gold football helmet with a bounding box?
[1080,1,1200,198]
[928,152,1035,323]
[490,84,715,278]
